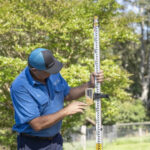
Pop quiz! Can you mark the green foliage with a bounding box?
[0,56,26,104]
[101,59,134,124]
[0,0,137,61]
[117,100,146,123]
[0,56,26,149]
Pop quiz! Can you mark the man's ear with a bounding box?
[30,68,37,73]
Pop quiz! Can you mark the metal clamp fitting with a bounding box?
[93,93,109,99]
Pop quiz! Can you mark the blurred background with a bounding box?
[0,0,150,149]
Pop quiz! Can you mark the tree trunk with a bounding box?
[140,17,148,103]
[139,6,150,106]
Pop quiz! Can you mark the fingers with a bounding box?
[77,109,84,113]
[92,70,104,83]
[95,71,104,77]
[92,70,103,76]
[69,101,87,114]
[78,106,87,110]
[95,75,104,82]
[75,102,87,111]
[76,101,88,106]
[77,103,88,114]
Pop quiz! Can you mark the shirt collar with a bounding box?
[25,66,43,86]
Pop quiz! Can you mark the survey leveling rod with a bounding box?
[93,15,109,150]
[85,12,109,150]
[93,2,102,150]
[85,1,109,149]
[94,15,102,150]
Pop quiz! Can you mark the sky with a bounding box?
[116,0,139,13]
[116,0,146,36]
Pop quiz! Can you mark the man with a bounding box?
[10,48,104,150]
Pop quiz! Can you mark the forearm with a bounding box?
[65,82,91,101]
[29,108,67,131]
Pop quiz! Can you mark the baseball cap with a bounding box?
[28,48,63,74]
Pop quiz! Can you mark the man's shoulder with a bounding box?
[11,68,28,91]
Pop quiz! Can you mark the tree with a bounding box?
[114,0,150,108]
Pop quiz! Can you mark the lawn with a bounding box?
[63,135,150,150]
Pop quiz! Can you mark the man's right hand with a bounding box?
[64,101,87,116]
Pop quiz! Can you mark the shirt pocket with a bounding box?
[31,92,49,114]
[54,83,64,93]
[53,83,65,101]
[37,96,49,105]
[38,96,49,115]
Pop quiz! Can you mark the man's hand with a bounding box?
[88,70,104,88]
[64,101,87,115]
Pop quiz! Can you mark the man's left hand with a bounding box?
[88,70,104,88]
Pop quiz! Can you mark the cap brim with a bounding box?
[45,59,63,74]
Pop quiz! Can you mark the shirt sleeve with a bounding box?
[10,87,40,125]
[59,74,71,97]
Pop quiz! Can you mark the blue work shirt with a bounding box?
[10,67,70,137]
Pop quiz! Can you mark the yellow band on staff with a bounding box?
[94,16,98,27]
[96,143,102,150]
[94,16,98,20]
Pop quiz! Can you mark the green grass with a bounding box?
[63,135,150,150]
[103,136,150,150]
